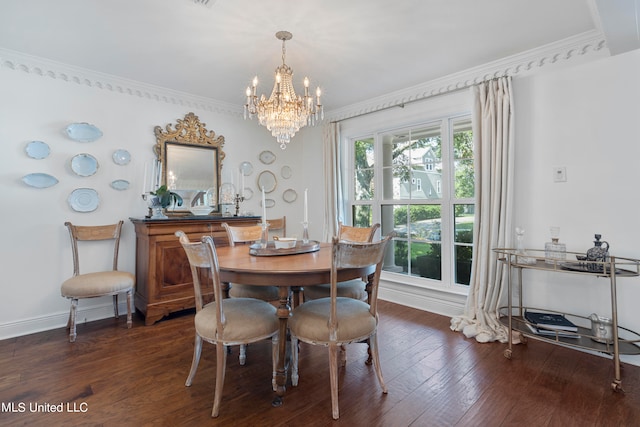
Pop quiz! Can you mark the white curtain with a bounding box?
[450,77,515,344]
[322,122,343,242]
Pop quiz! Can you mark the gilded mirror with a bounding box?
[154,112,225,214]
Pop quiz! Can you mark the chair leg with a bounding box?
[185,334,203,386]
[112,295,119,318]
[126,290,133,329]
[68,299,78,343]
[239,344,247,366]
[339,344,347,367]
[329,343,340,419]
[369,332,388,394]
[271,335,279,391]
[290,336,299,387]
[211,342,227,418]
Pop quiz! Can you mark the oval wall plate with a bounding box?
[112,149,131,165]
[25,141,51,159]
[22,173,59,188]
[71,153,99,177]
[110,179,130,190]
[65,122,103,142]
[68,188,99,212]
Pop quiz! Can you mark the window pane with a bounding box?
[355,138,374,169]
[352,205,373,228]
[355,169,374,200]
[453,119,474,198]
[414,242,441,280]
[410,204,441,242]
[454,204,474,243]
[455,245,472,285]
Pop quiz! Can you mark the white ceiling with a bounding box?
[0,0,638,111]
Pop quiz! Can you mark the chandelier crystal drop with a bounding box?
[244,31,323,149]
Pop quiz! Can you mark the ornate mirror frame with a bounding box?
[154,112,225,214]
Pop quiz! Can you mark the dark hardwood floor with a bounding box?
[1,300,639,426]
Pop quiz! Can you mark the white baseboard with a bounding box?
[378,278,467,318]
[0,301,130,340]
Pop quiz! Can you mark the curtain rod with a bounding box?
[331,75,507,123]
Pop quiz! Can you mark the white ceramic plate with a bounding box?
[110,179,130,190]
[243,187,254,200]
[257,170,277,193]
[65,122,103,142]
[68,188,99,212]
[22,173,59,188]
[259,150,276,165]
[260,198,275,208]
[112,149,131,165]
[283,188,297,203]
[240,161,253,176]
[281,165,292,179]
[71,153,99,177]
[25,141,50,159]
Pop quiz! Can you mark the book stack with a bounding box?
[524,311,579,338]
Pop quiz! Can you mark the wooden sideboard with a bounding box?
[129,216,261,325]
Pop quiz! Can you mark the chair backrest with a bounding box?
[267,216,286,237]
[64,221,124,276]
[329,233,394,329]
[222,222,262,246]
[176,231,224,320]
[338,222,380,243]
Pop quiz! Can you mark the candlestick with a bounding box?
[304,188,308,223]
[261,186,267,224]
[142,162,148,194]
[241,170,245,197]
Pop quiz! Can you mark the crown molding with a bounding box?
[0,30,608,123]
[0,47,243,117]
[326,30,609,122]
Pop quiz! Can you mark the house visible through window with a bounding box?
[350,115,474,289]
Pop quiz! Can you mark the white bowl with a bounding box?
[190,206,214,216]
[274,237,297,249]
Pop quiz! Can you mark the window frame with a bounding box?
[345,112,473,294]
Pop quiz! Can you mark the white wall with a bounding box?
[513,48,640,364]
[0,60,321,338]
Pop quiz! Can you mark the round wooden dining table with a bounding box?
[215,242,375,406]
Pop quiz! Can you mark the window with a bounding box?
[350,115,474,289]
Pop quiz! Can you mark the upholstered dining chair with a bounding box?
[289,233,393,419]
[267,216,286,237]
[303,222,380,302]
[176,231,279,418]
[61,221,134,342]
[221,222,279,364]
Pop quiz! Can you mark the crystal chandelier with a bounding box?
[244,31,323,149]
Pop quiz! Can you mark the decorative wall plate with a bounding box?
[22,173,59,188]
[25,141,50,159]
[259,150,276,165]
[65,122,103,142]
[257,170,277,193]
[68,188,99,212]
[112,149,131,165]
[243,187,254,200]
[71,153,99,177]
[281,165,292,179]
[110,179,130,190]
[240,161,253,176]
[260,198,276,208]
[283,188,297,203]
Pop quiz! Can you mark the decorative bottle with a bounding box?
[586,234,609,271]
[544,226,566,264]
[515,227,536,265]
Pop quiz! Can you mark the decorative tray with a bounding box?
[249,240,320,256]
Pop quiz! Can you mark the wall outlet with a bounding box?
[553,166,567,182]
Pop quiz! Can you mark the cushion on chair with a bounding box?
[195,298,279,343]
[229,283,279,301]
[61,271,135,297]
[288,297,376,344]
[303,279,367,301]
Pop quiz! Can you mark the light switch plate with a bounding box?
[553,166,567,182]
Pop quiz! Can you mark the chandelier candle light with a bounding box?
[244,31,323,149]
